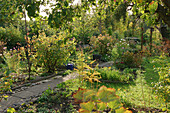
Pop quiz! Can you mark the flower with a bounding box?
[107,43,110,46]
[3,47,7,50]
[20,47,24,50]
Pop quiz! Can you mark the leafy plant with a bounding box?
[33,32,76,73]
[0,25,24,49]
[115,38,130,58]
[96,67,132,82]
[62,70,72,76]
[119,70,167,111]
[2,48,21,76]
[111,48,119,63]
[0,70,13,102]
[74,50,101,87]
[73,85,132,112]
[17,86,75,113]
[120,51,143,68]
[89,34,117,61]
[152,55,170,111]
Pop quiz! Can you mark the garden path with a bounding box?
[0,61,113,112]
[0,72,79,112]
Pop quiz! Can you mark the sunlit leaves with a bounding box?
[7,107,16,113]
[97,102,107,111]
[80,101,95,112]
[149,1,158,14]
[116,107,132,113]
[73,86,124,112]
[32,32,76,72]
[72,88,85,103]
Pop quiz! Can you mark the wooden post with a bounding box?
[150,27,154,55]
[141,27,144,51]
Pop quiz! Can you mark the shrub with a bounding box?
[96,67,132,82]
[152,55,170,107]
[89,34,117,61]
[0,25,25,49]
[0,41,6,63]
[0,70,13,102]
[120,51,142,68]
[2,48,21,75]
[111,48,119,63]
[114,39,130,58]
[33,32,76,73]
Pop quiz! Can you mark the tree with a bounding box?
[127,0,170,40]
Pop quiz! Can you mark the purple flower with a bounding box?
[10,49,12,51]
[70,38,73,41]
[3,47,7,50]
[13,47,16,50]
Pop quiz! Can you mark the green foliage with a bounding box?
[28,17,56,38]
[0,70,13,102]
[73,85,131,112]
[115,38,130,58]
[0,0,18,27]
[17,86,75,113]
[48,0,79,28]
[89,34,117,61]
[71,14,96,44]
[96,67,133,82]
[114,2,128,22]
[120,51,143,68]
[62,70,72,76]
[7,107,16,113]
[111,48,119,62]
[75,50,101,86]
[119,70,167,110]
[152,55,170,107]
[2,48,21,75]
[0,25,24,49]
[33,32,76,73]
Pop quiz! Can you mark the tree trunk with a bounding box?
[157,3,170,27]
[160,26,170,41]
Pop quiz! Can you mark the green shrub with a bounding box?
[89,34,117,61]
[152,55,170,107]
[0,25,25,49]
[96,67,132,82]
[120,51,142,68]
[2,48,21,75]
[33,32,76,73]
[114,39,130,58]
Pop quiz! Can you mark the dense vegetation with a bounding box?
[0,0,169,113]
